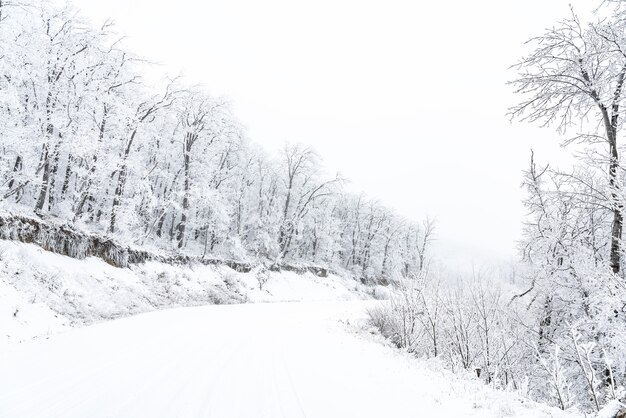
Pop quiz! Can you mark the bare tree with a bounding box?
[510,10,626,274]
[33,9,91,214]
[416,218,436,272]
[109,82,178,233]
[277,144,339,259]
[174,92,213,248]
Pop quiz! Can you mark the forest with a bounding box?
[0,0,433,280]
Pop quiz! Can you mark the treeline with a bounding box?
[0,1,433,280]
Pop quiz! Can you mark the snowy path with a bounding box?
[0,301,571,418]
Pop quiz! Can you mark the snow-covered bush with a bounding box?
[367,273,538,396]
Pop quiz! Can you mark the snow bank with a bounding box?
[597,400,626,418]
[0,282,70,346]
[0,240,369,346]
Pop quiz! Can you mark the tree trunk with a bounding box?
[61,153,73,198]
[609,135,622,275]
[600,103,623,275]
[7,155,23,201]
[76,104,108,218]
[35,123,54,213]
[109,128,138,233]
[47,139,62,211]
[601,68,625,275]
[156,211,166,238]
[109,162,127,233]
[176,132,194,249]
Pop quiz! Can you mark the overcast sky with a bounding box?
[72,0,593,268]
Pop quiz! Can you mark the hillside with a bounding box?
[0,239,370,347]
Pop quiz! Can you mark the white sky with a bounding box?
[73,0,593,268]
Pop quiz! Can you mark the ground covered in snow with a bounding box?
[0,300,578,418]
[0,240,367,346]
[0,241,582,417]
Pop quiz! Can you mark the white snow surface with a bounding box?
[0,240,364,346]
[0,300,578,418]
[597,400,625,418]
[0,240,579,417]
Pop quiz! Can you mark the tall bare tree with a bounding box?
[510,11,626,274]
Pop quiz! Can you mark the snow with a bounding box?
[242,268,361,303]
[597,400,626,418]
[0,239,367,346]
[0,284,70,346]
[0,240,581,417]
[0,300,577,418]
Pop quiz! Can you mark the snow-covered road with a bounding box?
[0,301,573,418]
